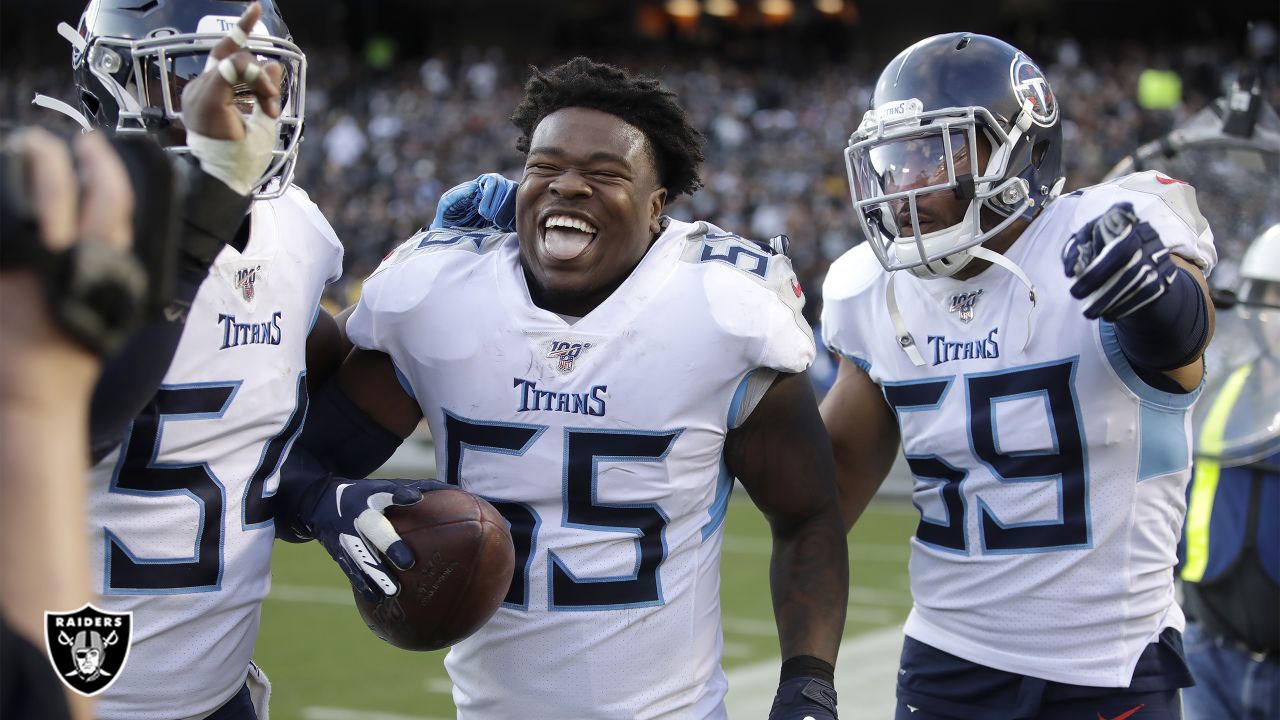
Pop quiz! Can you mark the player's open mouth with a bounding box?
[542,214,598,261]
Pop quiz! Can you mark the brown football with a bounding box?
[354,486,514,651]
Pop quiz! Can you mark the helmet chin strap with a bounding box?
[898,203,981,280]
[31,94,93,132]
[57,22,86,53]
[885,271,928,366]
[31,23,95,131]
[886,244,1038,367]
[968,245,1037,353]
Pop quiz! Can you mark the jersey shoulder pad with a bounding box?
[1081,170,1209,236]
[371,227,509,277]
[270,185,344,281]
[820,243,882,365]
[678,220,802,298]
[822,242,883,303]
[1069,170,1216,271]
[357,228,507,323]
[675,220,815,373]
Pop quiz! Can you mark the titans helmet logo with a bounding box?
[1009,53,1058,128]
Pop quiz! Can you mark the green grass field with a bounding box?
[255,495,917,720]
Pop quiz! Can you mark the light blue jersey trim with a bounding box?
[1098,322,1201,481]
[1098,322,1201,410]
[392,363,417,402]
[1136,405,1192,481]
[700,372,755,541]
[726,371,752,429]
[830,347,871,374]
[702,461,733,541]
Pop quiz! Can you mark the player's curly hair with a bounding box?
[510,57,705,198]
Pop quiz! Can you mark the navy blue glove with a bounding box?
[430,173,518,231]
[769,677,838,720]
[303,478,427,601]
[1061,202,1177,321]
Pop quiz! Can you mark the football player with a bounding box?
[820,33,1216,719]
[39,3,421,718]
[276,57,849,719]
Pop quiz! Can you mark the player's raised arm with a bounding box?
[1062,198,1215,391]
[180,1,284,195]
[726,372,847,720]
[88,1,287,459]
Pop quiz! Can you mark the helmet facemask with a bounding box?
[73,21,305,199]
[845,102,1034,279]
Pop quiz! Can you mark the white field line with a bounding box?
[724,625,904,718]
[722,534,911,562]
[302,707,448,720]
[269,584,912,618]
[423,677,453,695]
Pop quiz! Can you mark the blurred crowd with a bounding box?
[3,34,1276,319]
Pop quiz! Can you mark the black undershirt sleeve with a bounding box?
[88,162,252,462]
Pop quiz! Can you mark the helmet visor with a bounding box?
[848,125,986,240]
[138,46,297,118]
[867,130,978,195]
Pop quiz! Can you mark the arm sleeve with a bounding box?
[273,379,404,542]
[88,162,251,461]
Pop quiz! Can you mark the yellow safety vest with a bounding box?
[1181,362,1255,583]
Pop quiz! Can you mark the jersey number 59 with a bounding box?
[885,360,1090,554]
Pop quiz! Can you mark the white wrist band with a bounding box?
[184,104,278,196]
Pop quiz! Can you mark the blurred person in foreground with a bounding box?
[1180,224,1280,720]
[1,14,295,711]
[820,33,1216,719]
[275,56,849,719]
[27,2,417,718]
[0,126,137,720]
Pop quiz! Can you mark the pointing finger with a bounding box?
[204,1,261,70]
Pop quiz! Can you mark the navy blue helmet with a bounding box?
[845,32,1065,277]
[71,0,305,198]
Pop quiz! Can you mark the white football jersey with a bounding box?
[821,171,1215,688]
[88,186,343,720]
[347,219,814,719]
